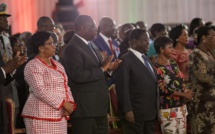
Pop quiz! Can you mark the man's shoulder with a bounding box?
[120,51,133,61]
[92,35,103,44]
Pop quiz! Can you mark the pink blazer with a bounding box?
[22,56,75,121]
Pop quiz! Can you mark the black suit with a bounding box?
[115,51,159,134]
[0,53,10,134]
[0,69,8,134]
[61,35,109,134]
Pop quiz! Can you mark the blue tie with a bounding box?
[142,55,156,79]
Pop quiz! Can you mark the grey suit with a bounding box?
[61,35,109,134]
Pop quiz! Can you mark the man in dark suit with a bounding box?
[0,3,27,133]
[61,15,119,134]
[0,52,27,133]
[115,29,159,134]
[92,17,122,129]
[92,16,120,60]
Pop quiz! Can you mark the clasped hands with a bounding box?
[184,89,193,100]
[62,102,75,116]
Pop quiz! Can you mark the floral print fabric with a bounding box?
[155,60,187,134]
[155,60,186,109]
[160,105,187,134]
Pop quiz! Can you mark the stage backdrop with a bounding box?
[0,0,215,34]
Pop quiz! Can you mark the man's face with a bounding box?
[84,19,97,41]
[0,16,9,31]
[41,19,56,32]
[135,32,150,54]
[105,20,116,38]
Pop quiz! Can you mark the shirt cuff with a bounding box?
[101,67,105,72]
[1,67,6,79]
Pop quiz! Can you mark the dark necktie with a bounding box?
[108,39,117,59]
[88,42,99,62]
[142,55,156,79]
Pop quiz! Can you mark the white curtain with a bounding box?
[0,0,214,34]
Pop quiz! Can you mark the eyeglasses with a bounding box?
[45,42,56,46]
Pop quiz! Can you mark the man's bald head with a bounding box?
[74,15,97,41]
[74,15,93,32]
[37,16,55,32]
[98,16,116,37]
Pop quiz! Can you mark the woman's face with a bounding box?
[40,36,56,57]
[161,43,174,59]
[205,29,215,50]
[178,29,189,46]
[12,40,26,56]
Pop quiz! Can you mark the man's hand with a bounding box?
[3,51,27,74]
[125,111,135,124]
[101,55,114,72]
[100,51,107,62]
[108,59,122,71]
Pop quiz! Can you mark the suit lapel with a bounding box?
[98,35,112,56]
[73,35,100,64]
[91,42,102,64]
[128,51,156,81]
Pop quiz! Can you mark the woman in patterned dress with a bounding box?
[188,26,215,134]
[22,31,76,134]
[154,36,193,134]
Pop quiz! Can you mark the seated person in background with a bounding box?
[153,36,192,134]
[22,31,75,134]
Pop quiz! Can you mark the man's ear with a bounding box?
[129,39,137,48]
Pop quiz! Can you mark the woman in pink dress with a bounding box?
[169,24,191,82]
[22,31,76,134]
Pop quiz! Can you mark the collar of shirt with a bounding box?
[130,48,155,74]
[75,34,88,45]
[99,33,111,48]
[130,48,146,64]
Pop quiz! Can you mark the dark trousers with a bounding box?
[0,100,8,134]
[71,116,108,134]
[121,119,155,134]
